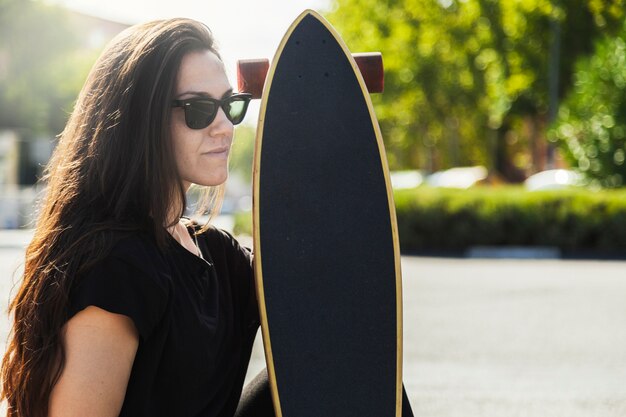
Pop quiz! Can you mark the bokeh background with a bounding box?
[1,1,626,416]
[2,0,626,256]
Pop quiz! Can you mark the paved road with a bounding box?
[399,257,626,417]
[233,257,626,417]
[1,231,625,416]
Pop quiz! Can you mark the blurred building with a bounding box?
[0,10,130,228]
[66,10,131,50]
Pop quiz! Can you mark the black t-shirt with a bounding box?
[69,226,260,417]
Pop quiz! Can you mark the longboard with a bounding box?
[251,10,403,417]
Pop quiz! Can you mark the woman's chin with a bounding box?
[195,172,228,187]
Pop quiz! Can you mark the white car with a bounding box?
[426,166,488,189]
[524,169,583,191]
[390,170,424,189]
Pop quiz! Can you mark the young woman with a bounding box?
[0,18,269,417]
[1,17,414,417]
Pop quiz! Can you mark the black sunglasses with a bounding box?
[171,93,252,129]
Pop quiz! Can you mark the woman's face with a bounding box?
[170,50,234,190]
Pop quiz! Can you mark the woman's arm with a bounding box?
[48,306,139,417]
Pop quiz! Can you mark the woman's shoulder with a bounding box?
[106,231,169,273]
[184,219,243,249]
[202,224,240,246]
[189,222,252,264]
[71,231,171,339]
[79,230,170,288]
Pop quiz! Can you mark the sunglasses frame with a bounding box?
[171,93,252,129]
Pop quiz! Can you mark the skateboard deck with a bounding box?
[252,10,402,417]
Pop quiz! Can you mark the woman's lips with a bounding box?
[203,147,229,158]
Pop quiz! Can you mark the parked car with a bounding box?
[390,170,424,189]
[426,166,488,189]
[524,169,583,191]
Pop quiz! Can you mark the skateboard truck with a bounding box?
[237,52,384,99]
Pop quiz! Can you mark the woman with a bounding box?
[0,18,270,417]
[1,17,415,417]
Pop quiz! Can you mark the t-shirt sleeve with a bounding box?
[69,255,170,341]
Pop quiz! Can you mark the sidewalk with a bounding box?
[0,228,34,249]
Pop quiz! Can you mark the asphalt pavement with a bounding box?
[0,229,625,416]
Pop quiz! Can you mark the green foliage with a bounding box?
[233,186,626,253]
[0,0,96,135]
[550,21,626,188]
[326,0,624,173]
[229,124,256,182]
[232,210,252,237]
[395,186,626,251]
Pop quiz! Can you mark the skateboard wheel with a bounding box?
[237,59,270,99]
[237,53,384,98]
[353,52,384,93]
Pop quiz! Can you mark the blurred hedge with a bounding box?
[232,210,253,237]
[231,187,626,254]
[395,187,626,253]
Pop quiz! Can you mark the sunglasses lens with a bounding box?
[185,101,218,129]
[176,95,251,129]
[225,97,250,125]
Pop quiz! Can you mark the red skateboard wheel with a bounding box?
[353,52,384,94]
[237,59,270,100]
[237,52,384,98]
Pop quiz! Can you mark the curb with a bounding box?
[466,246,561,259]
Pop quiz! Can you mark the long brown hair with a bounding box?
[1,18,222,417]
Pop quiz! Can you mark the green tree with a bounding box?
[0,0,95,135]
[550,21,626,188]
[229,124,256,183]
[326,0,624,179]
